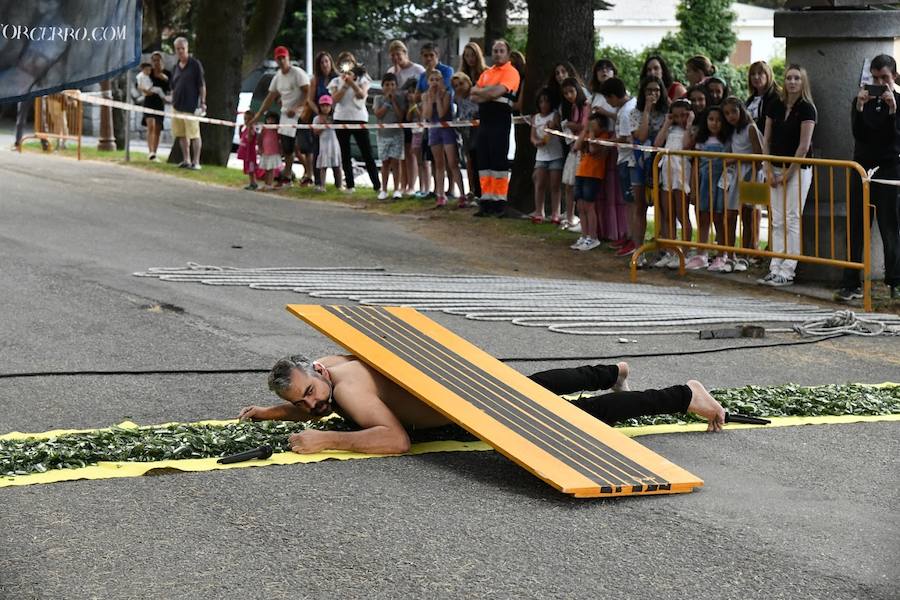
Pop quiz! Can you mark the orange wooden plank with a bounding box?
[286,304,703,497]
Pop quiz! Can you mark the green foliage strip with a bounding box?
[2,384,898,478]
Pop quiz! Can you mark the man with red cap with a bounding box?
[255,46,311,187]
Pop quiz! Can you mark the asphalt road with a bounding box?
[1,149,898,600]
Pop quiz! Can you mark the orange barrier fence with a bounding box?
[631,149,872,311]
[18,92,83,159]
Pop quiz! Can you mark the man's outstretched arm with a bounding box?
[288,385,410,455]
[238,403,314,422]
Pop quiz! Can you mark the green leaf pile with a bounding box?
[2,384,898,478]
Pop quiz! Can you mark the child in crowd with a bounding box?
[374,73,405,200]
[686,106,734,271]
[312,95,342,192]
[705,77,728,106]
[559,77,590,229]
[257,112,282,191]
[451,72,480,203]
[570,114,610,251]
[686,85,708,117]
[136,62,167,101]
[529,87,563,223]
[721,96,764,272]
[404,79,431,198]
[600,76,639,255]
[422,69,465,208]
[653,99,694,268]
[237,110,259,190]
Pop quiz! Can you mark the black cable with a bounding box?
[0,334,843,380]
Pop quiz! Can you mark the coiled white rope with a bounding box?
[133,264,900,337]
[793,310,899,337]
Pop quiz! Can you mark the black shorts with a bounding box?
[296,129,314,154]
[279,134,296,154]
[404,128,412,144]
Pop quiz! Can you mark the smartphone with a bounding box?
[865,84,887,98]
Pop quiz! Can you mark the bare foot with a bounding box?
[686,380,725,432]
[613,362,630,392]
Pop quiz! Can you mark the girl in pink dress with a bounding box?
[237,110,259,190]
[257,112,283,191]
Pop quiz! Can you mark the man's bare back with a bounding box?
[318,356,450,429]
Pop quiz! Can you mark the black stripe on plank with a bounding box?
[334,306,660,488]
[338,305,667,488]
[352,306,668,487]
[328,306,666,489]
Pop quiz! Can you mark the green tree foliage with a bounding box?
[658,0,737,65]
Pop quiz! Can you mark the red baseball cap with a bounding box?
[274,46,290,59]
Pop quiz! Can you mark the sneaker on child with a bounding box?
[377,190,388,200]
[767,274,794,287]
[685,253,709,270]
[834,287,863,302]
[579,238,601,251]
[707,255,729,272]
[652,253,673,268]
[570,236,587,250]
[733,258,749,272]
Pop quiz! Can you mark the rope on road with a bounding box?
[133,264,900,337]
[793,310,900,337]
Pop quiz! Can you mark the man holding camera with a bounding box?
[836,54,900,301]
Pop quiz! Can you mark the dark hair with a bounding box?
[591,59,618,93]
[587,111,608,131]
[686,84,710,114]
[636,76,668,113]
[599,77,627,99]
[381,72,397,85]
[559,76,587,121]
[546,61,581,108]
[492,38,512,53]
[139,62,151,69]
[640,55,674,89]
[401,77,418,93]
[535,87,554,112]
[421,42,439,54]
[264,111,278,122]
[704,77,729,105]
[670,98,691,113]
[686,55,716,77]
[871,54,897,75]
[695,106,733,144]
[314,51,336,80]
[721,96,752,130]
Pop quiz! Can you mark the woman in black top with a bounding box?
[761,64,817,286]
[143,51,170,161]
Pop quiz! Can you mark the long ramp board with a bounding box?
[287,305,703,498]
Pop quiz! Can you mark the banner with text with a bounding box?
[0,0,141,104]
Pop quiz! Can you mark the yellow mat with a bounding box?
[2,413,897,489]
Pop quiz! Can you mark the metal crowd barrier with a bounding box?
[631,148,872,311]
[18,92,83,159]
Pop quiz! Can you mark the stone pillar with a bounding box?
[774,7,900,282]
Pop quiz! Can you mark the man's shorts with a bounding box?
[171,111,200,139]
[296,129,314,154]
[574,176,602,202]
[534,157,564,171]
[279,133,296,155]
[377,133,405,160]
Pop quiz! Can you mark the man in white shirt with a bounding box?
[255,46,310,187]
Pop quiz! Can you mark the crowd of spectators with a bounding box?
[141,40,900,300]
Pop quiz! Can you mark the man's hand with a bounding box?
[288,430,328,454]
[238,406,268,421]
[883,89,897,114]
[857,86,870,112]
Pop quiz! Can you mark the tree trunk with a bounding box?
[242,0,287,76]
[507,0,595,213]
[191,0,245,166]
[483,0,509,64]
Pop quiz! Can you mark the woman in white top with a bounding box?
[327,51,380,194]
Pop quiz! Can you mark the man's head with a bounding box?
[274,46,291,72]
[491,39,511,65]
[599,77,627,106]
[870,54,897,88]
[420,42,439,69]
[268,355,334,417]
[174,37,189,61]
